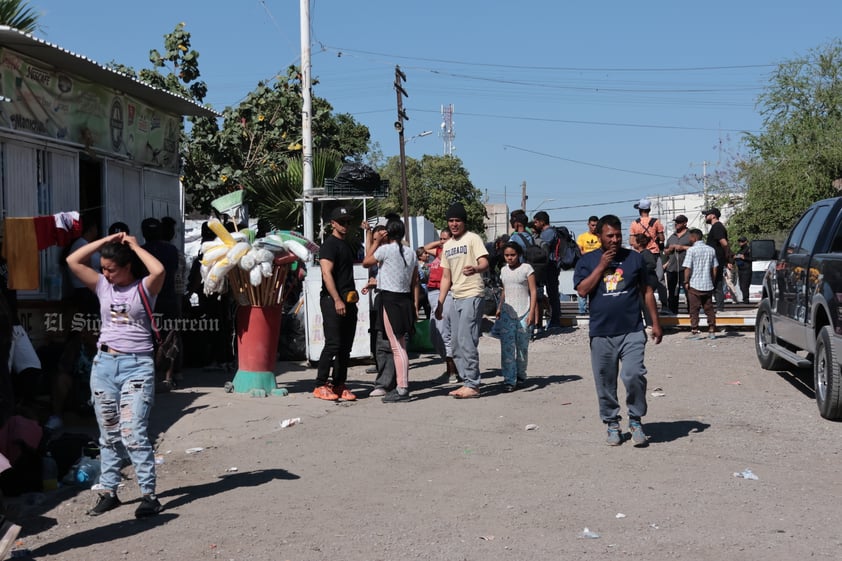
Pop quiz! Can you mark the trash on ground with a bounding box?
[525,424,539,431]
[733,468,759,480]
[280,417,302,428]
[726,381,742,385]
[650,523,659,529]
[479,535,495,541]
[580,527,600,539]
[225,467,238,473]
[185,447,204,454]
[616,513,626,518]
[650,390,666,397]
[154,455,165,465]
[561,402,572,406]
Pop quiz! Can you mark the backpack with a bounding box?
[635,217,665,252]
[515,233,549,278]
[551,226,581,270]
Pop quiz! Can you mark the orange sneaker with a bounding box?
[313,385,339,401]
[334,385,357,401]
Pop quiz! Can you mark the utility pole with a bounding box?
[300,0,314,244]
[395,65,410,240]
[520,181,527,211]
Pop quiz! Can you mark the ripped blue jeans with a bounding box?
[90,351,156,495]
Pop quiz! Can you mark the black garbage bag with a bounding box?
[335,162,381,191]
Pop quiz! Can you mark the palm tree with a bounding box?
[245,150,344,231]
[0,0,41,33]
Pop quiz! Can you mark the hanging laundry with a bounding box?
[1,217,39,290]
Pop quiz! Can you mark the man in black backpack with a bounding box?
[533,211,562,330]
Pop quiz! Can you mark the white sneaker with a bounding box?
[369,388,387,397]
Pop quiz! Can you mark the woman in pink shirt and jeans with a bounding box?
[67,232,165,518]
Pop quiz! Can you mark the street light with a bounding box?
[405,130,433,144]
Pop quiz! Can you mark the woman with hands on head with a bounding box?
[66,231,166,519]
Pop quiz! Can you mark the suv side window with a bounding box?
[786,204,831,256]
[786,208,815,256]
[799,204,832,254]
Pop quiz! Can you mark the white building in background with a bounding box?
[646,193,737,236]
[484,202,509,241]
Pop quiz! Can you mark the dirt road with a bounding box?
[9,326,841,561]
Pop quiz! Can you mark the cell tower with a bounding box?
[440,104,455,156]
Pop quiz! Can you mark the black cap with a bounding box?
[701,208,721,218]
[738,235,748,242]
[674,214,688,223]
[329,207,352,222]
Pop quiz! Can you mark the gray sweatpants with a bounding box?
[589,330,648,423]
[427,288,453,361]
[451,295,483,389]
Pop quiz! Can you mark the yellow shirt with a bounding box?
[577,231,600,254]
[441,231,488,299]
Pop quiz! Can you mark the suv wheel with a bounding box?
[755,299,787,371]
[815,326,842,420]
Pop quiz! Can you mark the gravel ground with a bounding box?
[6,323,840,561]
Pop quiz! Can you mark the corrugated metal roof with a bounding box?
[0,26,219,118]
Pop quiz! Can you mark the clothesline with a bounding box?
[1,211,82,290]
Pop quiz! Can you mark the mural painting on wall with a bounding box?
[0,48,180,172]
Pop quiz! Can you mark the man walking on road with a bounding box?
[683,228,718,340]
[734,236,752,304]
[574,214,662,447]
[436,202,489,399]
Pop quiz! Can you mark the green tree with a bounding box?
[376,155,486,235]
[111,24,372,215]
[732,40,842,235]
[0,0,40,33]
[183,66,372,214]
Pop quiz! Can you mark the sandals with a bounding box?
[449,386,480,399]
[156,379,176,393]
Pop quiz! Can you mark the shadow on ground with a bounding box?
[644,420,711,444]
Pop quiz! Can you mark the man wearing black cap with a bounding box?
[436,202,489,399]
[313,207,359,401]
[734,236,752,304]
[663,215,691,314]
[702,208,729,311]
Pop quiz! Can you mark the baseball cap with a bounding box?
[633,198,651,210]
[701,208,721,218]
[674,215,688,223]
[329,207,352,222]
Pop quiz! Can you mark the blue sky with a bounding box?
[33,0,842,230]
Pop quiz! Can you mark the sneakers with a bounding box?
[629,419,648,447]
[448,373,459,384]
[605,422,623,446]
[381,389,411,403]
[333,385,357,401]
[369,388,387,397]
[503,383,516,393]
[88,491,121,516]
[135,494,163,518]
[313,385,339,401]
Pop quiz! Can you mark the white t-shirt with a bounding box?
[500,263,534,319]
[373,242,417,293]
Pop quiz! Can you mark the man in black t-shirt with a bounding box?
[313,207,359,401]
[702,208,729,312]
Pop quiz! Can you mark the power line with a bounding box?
[323,45,777,73]
[503,145,683,180]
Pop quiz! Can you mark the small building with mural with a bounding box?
[0,26,216,343]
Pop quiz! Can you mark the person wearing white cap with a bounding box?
[630,199,668,312]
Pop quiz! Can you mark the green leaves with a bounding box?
[0,0,40,33]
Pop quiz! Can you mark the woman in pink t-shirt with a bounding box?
[67,232,165,519]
